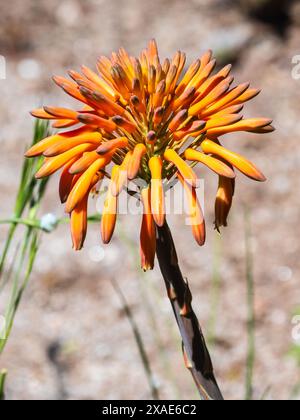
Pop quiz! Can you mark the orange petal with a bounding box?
[101,166,119,244]
[110,64,131,100]
[188,78,231,116]
[162,58,170,76]
[186,59,216,91]
[97,137,128,155]
[206,118,273,137]
[70,193,88,250]
[204,113,242,130]
[52,75,87,104]
[250,125,275,134]
[165,64,178,94]
[59,157,78,203]
[52,119,78,129]
[43,132,102,157]
[184,149,235,178]
[172,86,195,111]
[215,176,235,231]
[199,50,213,71]
[80,87,125,116]
[127,143,147,180]
[153,106,164,126]
[30,108,55,119]
[164,149,198,187]
[175,59,201,96]
[69,151,100,174]
[111,116,137,134]
[200,83,250,117]
[140,186,156,271]
[201,140,266,181]
[172,120,206,141]
[25,126,94,157]
[130,94,146,115]
[43,106,79,121]
[81,65,117,100]
[147,64,156,94]
[148,156,165,227]
[111,152,132,196]
[208,104,244,118]
[77,113,117,132]
[195,64,232,99]
[65,158,106,213]
[147,39,159,65]
[229,88,261,106]
[25,134,65,157]
[178,173,206,246]
[152,79,166,108]
[35,143,95,179]
[169,109,189,132]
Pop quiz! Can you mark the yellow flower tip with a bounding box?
[70,195,88,251]
[128,143,147,180]
[24,149,36,158]
[201,139,266,182]
[65,158,103,213]
[34,170,45,180]
[192,220,206,247]
[52,75,63,86]
[30,108,53,120]
[164,149,198,188]
[101,189,118,245]
[109,152,132,197]
[184,148,236,179]
[141,263,154,272]
[149,157,165,227]
[43,132,102,157]
[178,173,206,246]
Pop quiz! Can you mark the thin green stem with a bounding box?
[0,232,39,354]
[0,120,49,281]
[0,214,102,231]
[0,370,7,400]
[111,279,160,400]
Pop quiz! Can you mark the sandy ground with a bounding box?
[0,0,300,400]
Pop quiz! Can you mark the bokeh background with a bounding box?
[1,0,300,400]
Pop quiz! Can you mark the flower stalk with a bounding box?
[156,222,223,400]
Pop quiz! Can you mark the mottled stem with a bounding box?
[156,223,223,400]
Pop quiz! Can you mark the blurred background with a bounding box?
[0,0,300,400]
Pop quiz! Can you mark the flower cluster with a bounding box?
[26,40,273,270]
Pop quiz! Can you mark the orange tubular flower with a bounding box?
[70,192,89,250]
[26,40,273,269]
[101,165,119,244]
[140,186,156,271]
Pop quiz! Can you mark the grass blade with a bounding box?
[111,278,160,400]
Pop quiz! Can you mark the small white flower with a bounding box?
[40,213,58,233]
